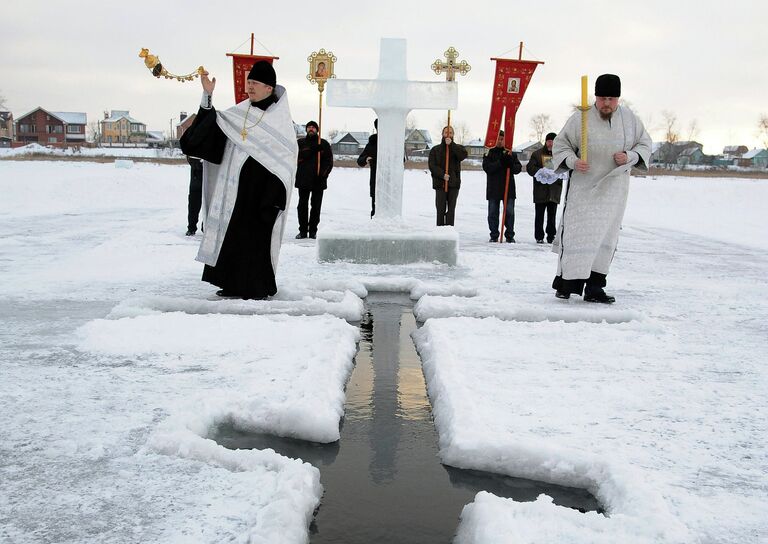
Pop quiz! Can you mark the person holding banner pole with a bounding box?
[428,125,468,226]
[482,130,521,242]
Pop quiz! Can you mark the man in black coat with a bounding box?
[295,121,333,238]
[526,132,563,243]
[428,126,468,226]
[356,119,377,217]
[482,130,522,242]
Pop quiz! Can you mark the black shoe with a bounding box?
[536,239,544,244]
[489,237,498,243]
[584,289,615,304]
[547,238,554,244]
[185,229,196,236]
[555,290,570,299]
[215,289,238,298]
[309,233,317,239]
[505,237,515,243]
[295,233,307,239]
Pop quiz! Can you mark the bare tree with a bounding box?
[759,114,768,149]
[87,121,102,145]
[406,113,417,131]
[437,116,471,144]
[0,91,6,110]
[660,110,679,144]
[327,128,339,140]
[529,113,551,142]
[687,119,699,143]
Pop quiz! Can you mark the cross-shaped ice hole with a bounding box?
[212,293,601,543]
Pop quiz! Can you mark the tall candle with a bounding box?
[580,75,588,161]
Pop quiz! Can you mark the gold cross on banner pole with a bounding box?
[432,46,470,193]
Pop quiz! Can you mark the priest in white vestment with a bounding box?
[180,61,298,299]
[551,74,651,303]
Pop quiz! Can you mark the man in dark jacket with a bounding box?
[482,130,522,242]
[295,121,333,239]
[526,132,563,244]
[356,118,377,217]
[428,126,468,226]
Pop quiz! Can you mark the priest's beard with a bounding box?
[599,110,614,121]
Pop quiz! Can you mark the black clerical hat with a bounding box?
[305,121,319,130]
[545,132,557,141]
[248,61,276,88]
[595,74,621,97]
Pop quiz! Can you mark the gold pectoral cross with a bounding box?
[241,128,248,141]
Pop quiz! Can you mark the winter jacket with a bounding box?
[428,139,468,190]
[482,146,522,200]
[526,146,563,204]
[356,133,377,197]
[295,136,333,190]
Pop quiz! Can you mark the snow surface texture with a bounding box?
[1,160,766,542]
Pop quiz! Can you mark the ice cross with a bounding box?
[326,38,457,219]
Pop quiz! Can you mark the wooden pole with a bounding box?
[444,110,452,193]
[518,41,523,61]
[580,75,588,162]
[250,33,254,55]
[498,106,511,242]
[317,91,323,175]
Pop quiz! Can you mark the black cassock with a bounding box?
[180,95,286,299]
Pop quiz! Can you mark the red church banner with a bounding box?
[484,58,544,149]
[227,53,279,103]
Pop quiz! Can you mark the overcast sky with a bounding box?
[4,0,766,154]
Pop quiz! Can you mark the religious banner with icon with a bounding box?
[484,58,544,149]
[307,49,336,92]
[227,53,279,104]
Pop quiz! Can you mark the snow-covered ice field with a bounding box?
[0,159,766,543]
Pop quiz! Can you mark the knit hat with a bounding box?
[305,121,319,131]
[545,132,557,141]
[248,61,276,87]
[595,74,620,97]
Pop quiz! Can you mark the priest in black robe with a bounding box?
[180,61,298,299]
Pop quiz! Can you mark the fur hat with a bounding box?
[248,61,276,88]
[595,74,621,97]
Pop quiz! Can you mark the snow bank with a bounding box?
[76,312,359,442]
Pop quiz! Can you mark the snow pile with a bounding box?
[109,290,365,321]
[0,144,185,159]
[413,293,645,323]
[414,313,766,542]
[76,312,360,443]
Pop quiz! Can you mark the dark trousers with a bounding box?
[297,188,324,236]
[435,188,459,226]
[187,189,202,232]
[535,202,558,242]
[488,198,515,240]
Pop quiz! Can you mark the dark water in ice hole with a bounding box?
[213,293,601,543]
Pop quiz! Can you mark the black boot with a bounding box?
[555,290,570,300]
[584,287,615,304]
